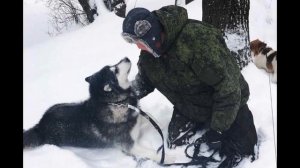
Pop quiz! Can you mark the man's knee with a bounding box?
[167,109,201,148]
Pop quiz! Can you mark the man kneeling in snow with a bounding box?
[122,5,257,167]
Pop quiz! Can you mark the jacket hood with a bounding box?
[153,5,188,52]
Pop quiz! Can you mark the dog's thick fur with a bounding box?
[250,39,277,83]
[23,57,168,163]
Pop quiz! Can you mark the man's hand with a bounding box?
[203,130,223,151]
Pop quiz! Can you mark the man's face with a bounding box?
[121,32,161,58]
[136,40,152,52]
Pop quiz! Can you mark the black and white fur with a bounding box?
[23,57,171,163]
[250,39,277,83]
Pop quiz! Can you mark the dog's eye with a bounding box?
[115,67,119,74]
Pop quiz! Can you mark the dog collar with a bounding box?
[107,102,128,108]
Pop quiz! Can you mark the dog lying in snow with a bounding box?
[23,57,174,163]
[250,39,277,83]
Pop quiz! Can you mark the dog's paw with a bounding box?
[271,74,277,83]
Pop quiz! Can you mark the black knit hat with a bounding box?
[122,8,163,57]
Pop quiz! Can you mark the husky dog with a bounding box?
[23,57,170,163]
[250,39,277,83]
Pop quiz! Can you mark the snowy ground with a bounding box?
[23,0,277,167]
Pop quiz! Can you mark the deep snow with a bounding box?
[23,0,277,167]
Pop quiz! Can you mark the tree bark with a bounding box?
[113,0,126,18]
[202,0,251,70]
[78,0,98,23]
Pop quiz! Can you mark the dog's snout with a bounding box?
[123,57,130,63]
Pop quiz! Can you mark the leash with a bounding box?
[163,137,220,167]
[268,73,277,165]
[128,105,165,164]
[128,105,222,167]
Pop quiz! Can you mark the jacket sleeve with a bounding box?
[190,40,241,132]
[131,62,155,99]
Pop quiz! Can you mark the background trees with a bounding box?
[46,0,252,69]
[46,0,97,35]
[202,0,251,69]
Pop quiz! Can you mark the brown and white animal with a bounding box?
[250,39,277,83]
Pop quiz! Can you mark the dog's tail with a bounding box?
[23,126,44,149]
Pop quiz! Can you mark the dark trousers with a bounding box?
[221,105,257,157]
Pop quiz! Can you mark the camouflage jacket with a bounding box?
[132,5,250,132]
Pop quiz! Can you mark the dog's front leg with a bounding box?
[129,116,176,164]
[129,141,177,164]
[272,73,277,83]
[128,115,161,162]
[129,142,162,162]
[272,60,277,83]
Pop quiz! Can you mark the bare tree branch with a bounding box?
[46,0,89,35]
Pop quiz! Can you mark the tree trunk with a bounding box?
[113,0,126,18]
[202,0,251,70]
[78,0,98,23]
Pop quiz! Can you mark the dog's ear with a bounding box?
[260,41,267,48]
[104,84,112,92]
[85,76,92,83]
[258,41,267,51]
